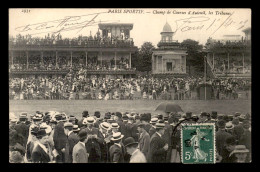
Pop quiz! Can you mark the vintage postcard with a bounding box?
[9,8,251,163]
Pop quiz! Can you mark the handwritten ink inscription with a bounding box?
[15,12,118,36]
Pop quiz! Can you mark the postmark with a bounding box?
[181,123,215,164]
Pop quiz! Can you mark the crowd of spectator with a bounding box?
[9,110,251,163]
[9,32,134,48]
[9,73,251,101]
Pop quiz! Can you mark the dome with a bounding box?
[162,22,173,32]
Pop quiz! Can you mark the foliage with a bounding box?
[181,39,205,74]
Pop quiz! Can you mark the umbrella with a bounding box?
[155,102,183,113]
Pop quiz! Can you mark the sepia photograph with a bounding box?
[8,8,251,163]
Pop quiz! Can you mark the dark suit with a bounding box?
[148,132,167,163]
[31,144,51,163]
[72,142,88,163]
[77,118,84,128]
[109,144,125,163]
[53,121,67,162]
[65,132,79,163]
[117,120,126,139]
[216,130,232,157]
[138,130,150,159]
[162,123,173,162]
[98,131,111,162]
[83,127,103,162]
[149,126,156,137]
[144,124,151,134]
[15,122,29,146]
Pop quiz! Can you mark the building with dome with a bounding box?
[152,22,187,77]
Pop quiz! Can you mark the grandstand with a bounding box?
[205,27,251,79]
[9,23,138,79]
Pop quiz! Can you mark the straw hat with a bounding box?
[150,118,159,124]
[111,123,120,129]
[225,122,234,130]
[100,122,111,130]
[232,145,249,154]
[40,123,52,134]
[83,117,96,125]
[155,122,165,129]
[111,132,124,141]
[73,125,80,132]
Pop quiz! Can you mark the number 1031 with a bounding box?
[22,9,30,13]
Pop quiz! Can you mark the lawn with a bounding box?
[9,99,251,118]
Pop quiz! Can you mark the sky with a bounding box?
[9,8,251,48]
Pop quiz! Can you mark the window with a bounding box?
[167,62,172,71]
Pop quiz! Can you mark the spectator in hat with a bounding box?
[64,122,79,163]
[225,122,234,135]
[223,115,229,123]
[137,123,150,160]
[162,117,173,162]
[72,130,89,163]
[78,111,89,128]
[93,111,101,128]
[25,125,39,162]
[217,114,224,121]
[68,115,76,125]
[114,112,125,136]
[232,117,240,126]
[72,125,80,135]
[228,115,234,122]
[199,112,210,123]
[135,115,141,126]
[148,122,168,163]
[140,114,151,134]
[216,120,232,157]
[122,115,128,124]
[109,132,125,163]
[99,122,112,162]
[230,145,250,163]
[239,120,251,161]
[234,112,241,118]
[82,117,102,163]
[149,118,158,137]
[233,124,244,144]
[111,123,120,134]
[15,114,30,147]
[221,136,237,163]
[125,116,138,142]
[31,129,52,163]
[53,114,67,163]
[124,137,146,163]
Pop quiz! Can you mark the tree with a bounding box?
[132,42,155,72]
[181,39,204,75]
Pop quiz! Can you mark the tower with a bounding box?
[160,22,174,43]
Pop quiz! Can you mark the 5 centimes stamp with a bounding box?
[181,123,215,164]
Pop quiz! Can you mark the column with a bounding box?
[56,51,58,68]
[26,51,29,70]
[41,51,43,64]
[71,51,73,67]
[161,57,163,73]
[100,52,103,67]
[157,56,159,73]
[115,52,117,69]
[85,51,88,66]
[227,53,229,72]
[129,52,132,69]
[242,53,245,74]
[151,54,154,74]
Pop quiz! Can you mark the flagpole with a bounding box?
[204,55,207,100]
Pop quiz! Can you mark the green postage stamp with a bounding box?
[181,123,215,164]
